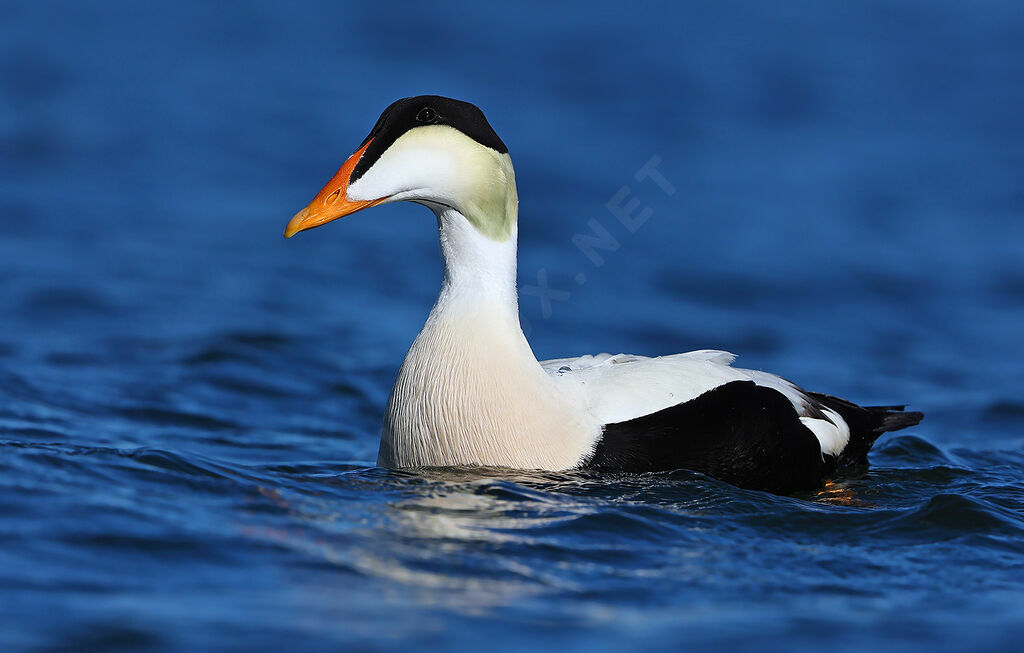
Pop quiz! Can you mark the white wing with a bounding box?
[542,350,850,456]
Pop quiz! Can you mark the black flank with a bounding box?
[585,381,835,494]
[350,95,507,184]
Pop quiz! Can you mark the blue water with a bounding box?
[2,1,1023,650]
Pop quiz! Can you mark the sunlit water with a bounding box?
[2,2,1023,650]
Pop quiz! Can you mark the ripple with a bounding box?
[0,426,67,441]
[43,351,104,367]
[518,509,684,543]
[200,374,296,398]
[874,435,950,466]
[182,330,292,366]
[117,406,239,432]
[127,448,239,480]
[20,287,118,318]
[881,493,1024,539]
[983,399,1024,421]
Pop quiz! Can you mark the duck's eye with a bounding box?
[416,107,437,123]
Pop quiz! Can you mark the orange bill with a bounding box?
[284,140,385,238]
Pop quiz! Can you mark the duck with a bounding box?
[284,95,923,494]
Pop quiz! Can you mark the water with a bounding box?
[2,1,1023,650]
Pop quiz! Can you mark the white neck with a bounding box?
[377,206,598,470]
[435,205,520,315]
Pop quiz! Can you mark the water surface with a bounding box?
[2,2,1023,650]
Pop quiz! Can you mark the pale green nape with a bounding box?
[460,149,519,243]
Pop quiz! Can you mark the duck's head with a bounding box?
[285,95,516,242]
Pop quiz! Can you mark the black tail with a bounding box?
[805,392,924,467]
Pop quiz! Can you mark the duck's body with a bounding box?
[286,96,922,493]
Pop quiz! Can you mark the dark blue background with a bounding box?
[2,2,1023,651]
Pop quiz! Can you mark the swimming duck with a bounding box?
[284,95,922,494]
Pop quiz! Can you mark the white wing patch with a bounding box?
[543,350,850,457]
[799,409,851,458]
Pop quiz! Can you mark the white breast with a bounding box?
[378,302,601,470]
